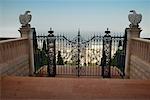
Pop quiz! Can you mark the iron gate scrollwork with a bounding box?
[33,28,126,78]
[102,28,112,78]
[47,28,56,77]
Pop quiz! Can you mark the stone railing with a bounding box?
[0,38,29,76]
[131,38,150,62]
[129,38,150,79]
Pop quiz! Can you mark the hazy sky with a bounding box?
[0,0,150,37]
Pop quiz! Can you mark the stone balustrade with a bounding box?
[0,38,29,76]
[129,38,150,79]
[131,38,150,63]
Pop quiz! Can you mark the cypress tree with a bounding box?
[57,51,64,65]
[42,40,46,52]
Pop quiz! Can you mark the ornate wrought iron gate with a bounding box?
[33,28,126,78]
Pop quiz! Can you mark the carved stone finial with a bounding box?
[19,11,32,26]
[128,10,142,28]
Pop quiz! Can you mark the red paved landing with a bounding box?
[1,76,150,100]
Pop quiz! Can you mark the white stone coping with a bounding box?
[132,38,150,43]
[0,37,28,44]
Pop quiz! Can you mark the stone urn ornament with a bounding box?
[19,11,32,26]
[128,10,142,28]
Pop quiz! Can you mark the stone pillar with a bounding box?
[19,24,35,76]
[19,24,31,37]
[125,26,142,78]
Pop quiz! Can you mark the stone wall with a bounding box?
[129,38,150,79]
[0,38,29,76]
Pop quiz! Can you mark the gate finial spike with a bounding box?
[107,28,109,31]
[78,28,80,35]
[48,27,54,34]
[78,28,80,32]
[105,28,110,35]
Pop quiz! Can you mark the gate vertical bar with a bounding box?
[77,29,80,77]
[47,28,56,77]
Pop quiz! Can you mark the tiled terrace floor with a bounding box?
[1,76,150,100]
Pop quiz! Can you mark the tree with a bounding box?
[42,40,46,52]
[111,49,125,71]
[32,28,38,52]
[41,50,48,65]
[40,40,47,65]
[57,51,64,65]
[100,51,106,66]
